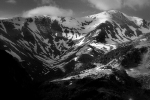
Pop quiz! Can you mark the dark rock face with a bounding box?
[0,10,150,100]
[121,47,148,69]
[39,70,150,100]
[0,50,42,100]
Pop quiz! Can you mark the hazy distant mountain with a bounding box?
[0,10,150,100]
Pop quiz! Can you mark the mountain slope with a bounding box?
[0,10,150,83]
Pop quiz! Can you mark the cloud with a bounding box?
[6,0,17,4]
[0,11,17,19]
[22,6,73,17]
[23,0,73,17]
[123,0,150,9]
[86,0,150,11]
[0,17,8,19]
[34,0,56,6]
[41,0,56,5]
[87,0,122,11]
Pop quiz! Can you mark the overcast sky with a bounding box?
[0,0,150,20]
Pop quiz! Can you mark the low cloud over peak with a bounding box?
[22,6,73,17]
[34,0,56,6]
[86,0,150,11]
[6,0,17,4]
[23,0,74,17]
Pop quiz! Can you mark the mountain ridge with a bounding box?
[0,10,150,82]
[1,10,150,100]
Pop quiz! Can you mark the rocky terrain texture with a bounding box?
[0,10,150,100]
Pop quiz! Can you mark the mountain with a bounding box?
[0,10,150,100]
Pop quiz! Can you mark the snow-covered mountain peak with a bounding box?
[0,10,150,82]
[85,10,150,28]
[86,10,124,19]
